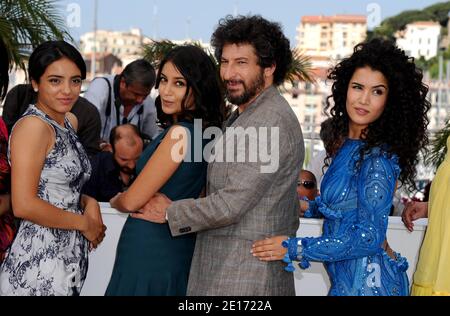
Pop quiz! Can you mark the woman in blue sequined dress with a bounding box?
[254,39,431,296]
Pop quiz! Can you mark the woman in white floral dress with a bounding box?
[0,41,106,296]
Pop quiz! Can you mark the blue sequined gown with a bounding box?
[301,139,409,296]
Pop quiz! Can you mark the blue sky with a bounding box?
[59,0,446,46]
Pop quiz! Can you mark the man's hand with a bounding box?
[401,201,428,232]
[131,193,172,224]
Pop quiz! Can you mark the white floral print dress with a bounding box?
[0,105,92,296]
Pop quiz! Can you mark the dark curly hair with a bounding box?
[155,45,226,129]
[211,15,292,86]
[325,38,431,191]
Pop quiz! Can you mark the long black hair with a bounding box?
[155,45,225,129]
[28,40,86,82]
[325,38,431,191]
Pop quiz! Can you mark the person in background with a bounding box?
[0,41,106,296]
[84,59,161,146]
[0,37,14,264]
[297,169,318,202]
[280,39,430,296]
[252,168,319,262]
[82,124,143,202]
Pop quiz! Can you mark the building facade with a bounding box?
[80,28,149,60]
[296,15,367,61]
[395,21,442,61]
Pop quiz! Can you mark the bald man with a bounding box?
[82,124,143,202]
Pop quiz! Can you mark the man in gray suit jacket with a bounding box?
[132,15,304,296]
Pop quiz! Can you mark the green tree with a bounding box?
[0,0,71,71]
[425,120,450,170]
[370,1,450,39]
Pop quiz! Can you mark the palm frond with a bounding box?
[425,120,450,170]
[286,48,315,84]
[141,40,179,69]
[142,41,315,87]
[0,0,72,71]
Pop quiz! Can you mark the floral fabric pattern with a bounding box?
[0,105,91,296]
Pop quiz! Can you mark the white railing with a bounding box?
[80,204,428,296]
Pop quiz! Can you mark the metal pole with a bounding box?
[91,0,98,79]
[438,54,443,128]
[446,60,450,121]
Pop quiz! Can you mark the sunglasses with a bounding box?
[297,180,316,190]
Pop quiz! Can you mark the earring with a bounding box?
[34,88,38,93]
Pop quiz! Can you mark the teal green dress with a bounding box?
[105,122,207,296]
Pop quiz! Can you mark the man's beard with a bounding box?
[224,70,265,106]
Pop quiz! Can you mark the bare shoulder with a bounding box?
[12,116,52,137]
[10,116,53,152]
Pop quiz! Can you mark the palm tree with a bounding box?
[1,37,9,99]
[286,48,314,85]
[425,121,450,170]
[142,40,180,69]
[0,0,72,71]
[141,40,314,85]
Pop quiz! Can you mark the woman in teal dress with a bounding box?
[105,45,225,296]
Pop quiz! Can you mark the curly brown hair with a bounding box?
[325,38,431,191]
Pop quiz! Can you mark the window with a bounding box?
[306,103,316,111]
[304,115,313,132]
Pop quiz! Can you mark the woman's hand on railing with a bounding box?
[401,201,428,232]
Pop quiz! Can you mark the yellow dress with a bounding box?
[412,136,450,296]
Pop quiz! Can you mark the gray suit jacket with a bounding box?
[167,86,304,296]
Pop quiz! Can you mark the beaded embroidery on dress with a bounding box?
[285,139,409,296]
